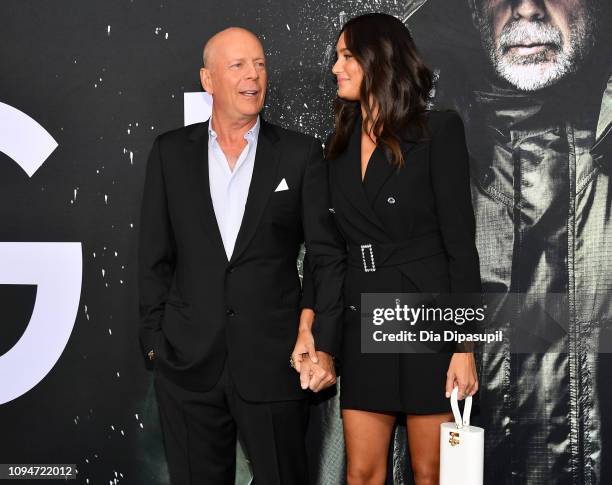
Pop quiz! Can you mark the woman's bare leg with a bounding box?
[405,412,454,485]
[342,409,397,485]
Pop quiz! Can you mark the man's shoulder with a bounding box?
[263,120,319,149]
[156,122,208,147]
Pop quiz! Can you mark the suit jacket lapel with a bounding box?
[335,123,388,235]
[362,146,394,204]
[335,123,422,239]
[187,121,227,262]
[229,119,281,265]
[364,140,419,204]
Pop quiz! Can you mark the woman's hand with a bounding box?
[291,309,318,374]
[445,352,478,400]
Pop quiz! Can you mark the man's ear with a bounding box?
[200,68,213,94]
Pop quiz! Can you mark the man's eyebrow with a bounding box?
[227,56,265,63]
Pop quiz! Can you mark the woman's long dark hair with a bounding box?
[326,13,433,168]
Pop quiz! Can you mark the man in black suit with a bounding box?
[137,27,343,485]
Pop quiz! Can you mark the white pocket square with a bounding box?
[274,178,289,192]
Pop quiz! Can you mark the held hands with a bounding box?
[297,350,336,392]
[446,352,479,400]
[291,309,337,392]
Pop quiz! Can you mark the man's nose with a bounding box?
[512,0,546,22]
[245,62,259,80]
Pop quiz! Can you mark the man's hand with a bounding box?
[304,351,336,392]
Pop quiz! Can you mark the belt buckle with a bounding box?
[360,243,376,272]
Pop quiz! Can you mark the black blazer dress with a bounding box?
[325,110,482,414]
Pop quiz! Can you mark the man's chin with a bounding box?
[237,102,265,117]
[495,61,569,92]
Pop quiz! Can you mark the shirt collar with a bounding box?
[208,115,261,143]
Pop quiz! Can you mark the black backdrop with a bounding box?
[2,1,610,484]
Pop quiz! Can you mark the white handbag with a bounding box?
[439,386,484,485]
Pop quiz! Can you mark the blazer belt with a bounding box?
[347,232,445,273]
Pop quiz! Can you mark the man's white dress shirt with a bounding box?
[208,116,260,260]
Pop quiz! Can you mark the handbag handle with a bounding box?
[450,386,472,428]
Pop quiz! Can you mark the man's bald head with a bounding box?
[200,27,267,123]
[202,27,263,69]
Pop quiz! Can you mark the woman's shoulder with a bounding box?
[398,110,463,144]
[424,109,463,130]
[424,109,465,135]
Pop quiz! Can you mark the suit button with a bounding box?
[227,266,235,273]
[226,309,236,317]
[387,197,396,204]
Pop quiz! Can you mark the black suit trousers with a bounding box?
[153,361,309,485]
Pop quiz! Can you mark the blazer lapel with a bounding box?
[362,146,394,204]
[335,124,388,235]
[187,121,227,262]
[364,139,419,204]
[229,119,281,265]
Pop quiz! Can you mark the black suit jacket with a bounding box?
[137,119,344,401]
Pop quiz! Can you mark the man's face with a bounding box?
[200,30,267,121]
[473,0,596,91]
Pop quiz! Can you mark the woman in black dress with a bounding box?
[311,13,481,485]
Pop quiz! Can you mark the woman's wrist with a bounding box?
[453,350,474,357]
[298,308,315,333]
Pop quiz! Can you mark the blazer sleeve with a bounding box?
[137,135,176,369]
[302,138,346,357]
[300,251,315,310]
[429,112,483,351]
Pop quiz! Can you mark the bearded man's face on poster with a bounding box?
[471,0,599,91]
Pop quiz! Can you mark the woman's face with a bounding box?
[332,32,363,101]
